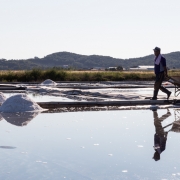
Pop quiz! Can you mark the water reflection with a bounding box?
[152,109,171,161]
[0,111,40,126]
[152,109,180,161]
[171,109,180,133]
[0,146,16,149]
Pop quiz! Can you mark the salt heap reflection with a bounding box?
[0,111,40,126]
[0,94,45,126]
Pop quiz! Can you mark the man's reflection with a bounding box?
[152,109,171,161]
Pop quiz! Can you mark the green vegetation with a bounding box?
[0,69,180,82]
[0,51,180,70]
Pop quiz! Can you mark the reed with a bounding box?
[0,69,179,82]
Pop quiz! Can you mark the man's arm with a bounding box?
[164,66,168,77]
[162,57,168,77]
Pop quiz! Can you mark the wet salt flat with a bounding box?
[3,86,175,102]
[4,93,76,102]
[0,80,175,102]
[1,109,180,179]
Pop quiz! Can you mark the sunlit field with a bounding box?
[0,69,179,82]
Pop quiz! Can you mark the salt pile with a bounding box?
[0,94,45,112]
[0,114,3,121]
[41,79,57,86]
[0,92,6,104]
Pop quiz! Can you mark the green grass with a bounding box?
[0,69,180,82]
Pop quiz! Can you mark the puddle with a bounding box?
[0,109,180,179]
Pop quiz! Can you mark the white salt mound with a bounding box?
[0,92,6,104]
[41,79,57,86]
[0,94,45,112]
[0,114,3,121]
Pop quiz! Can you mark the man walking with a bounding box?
[151,47,171,100]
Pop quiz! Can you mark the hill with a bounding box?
[0,51,180,70]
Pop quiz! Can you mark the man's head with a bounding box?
[153,47,161,57]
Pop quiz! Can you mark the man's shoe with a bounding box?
[150,97,157,100]
[167,92,171,99]
[151,90,158,100]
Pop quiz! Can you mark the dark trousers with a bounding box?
[154,72,169,93]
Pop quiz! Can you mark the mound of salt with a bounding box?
[0,94,45,113]
[41,79,57,86]
[0,114,3,121]
[0,92,6,104]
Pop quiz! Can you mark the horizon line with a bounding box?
[1,50,180,61]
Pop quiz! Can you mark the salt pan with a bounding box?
[0,94,45,112]
[41,79,57,86]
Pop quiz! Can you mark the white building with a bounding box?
[62,65,69,69]
[107,67,117,71]
[129,65,154,71]
[91,67,105,71]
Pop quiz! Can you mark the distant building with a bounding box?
[129,65,154,71]
[107,67,117,71]
[91,67,105,71]
[62,65,69,69]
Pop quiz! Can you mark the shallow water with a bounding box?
[1,109,180,179]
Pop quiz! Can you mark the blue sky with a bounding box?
[0,0,180,59]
